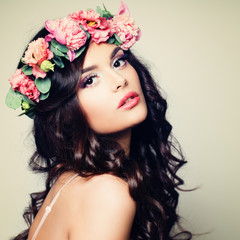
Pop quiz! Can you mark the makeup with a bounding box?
[118,91,140,110]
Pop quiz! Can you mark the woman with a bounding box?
[6,2,192,240]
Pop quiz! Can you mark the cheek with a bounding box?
[125,66,142,92]
[78,93,112,132]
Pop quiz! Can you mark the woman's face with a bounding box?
[77,42,147,135]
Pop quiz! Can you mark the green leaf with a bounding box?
[75,46,86,59]
[103,4,108,11]
[107,37,115,44]
[35,77,51,94]
[5,88,22,109]
[96,6,103,17]
[64,53,69,60]
[64,46,86,61]
[80,25,91,39]
[86,31,91,40]
[21,94,35,105]
[114,33,123,45]
[102,4,113,18]
[18,108,35,119]
[39,92,50,101]
[21,65,33,75]
[51,39,69,53]
[50,44,65,57]
[53,56,65,68]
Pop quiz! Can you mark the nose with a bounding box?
[109,71,128,92]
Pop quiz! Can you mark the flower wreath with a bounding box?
[5,1,141,118]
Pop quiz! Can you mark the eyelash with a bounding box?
[81,53,128,88]
[81,73,99,88]
[112,54,127,68]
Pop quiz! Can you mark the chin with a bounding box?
[130,108,148,128]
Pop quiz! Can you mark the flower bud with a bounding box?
[22,101,30,110]
[40,60,55,72]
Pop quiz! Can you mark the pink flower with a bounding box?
[23,38,53,79]
[68,9,111,44]
[88,24,111,44]
[110,14,141,50]
[118,1,130,16]
[68,10,84,23]
[9,69,24,90]
[23,38,53,66]
[45,17,87,51]
[32,65,48,79]
[9,69,40,102]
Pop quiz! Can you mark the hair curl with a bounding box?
[12,28,192,240]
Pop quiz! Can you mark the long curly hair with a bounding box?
[12,28,192,240]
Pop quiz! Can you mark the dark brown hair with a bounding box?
[13,28,192,240]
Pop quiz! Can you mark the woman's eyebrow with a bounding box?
[110,46,122,60]
[81,47,123,74]
[81,65,97,74]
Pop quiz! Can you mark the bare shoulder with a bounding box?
[67,173,135,207]
[83,174,136,215]
[85,174,133,201]
[67,174,136,240]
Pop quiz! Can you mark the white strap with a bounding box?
[31,174,78,240]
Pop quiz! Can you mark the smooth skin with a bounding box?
[28,42,148,239]
[77,42,147,153]
[28,172,136,240]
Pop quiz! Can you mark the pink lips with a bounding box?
[118,91,140,110]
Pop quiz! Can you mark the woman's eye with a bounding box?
[81,74,99,88]
[113,56,127,68]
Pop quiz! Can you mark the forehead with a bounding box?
[82,42,122,68]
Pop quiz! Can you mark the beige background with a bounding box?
[0,0,239,239]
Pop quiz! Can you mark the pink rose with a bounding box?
[9,69,24,90]
[68,9,111,44]
[23,38,53,66]
[68,9,100,28]
[45,17,87,51]
[9,69,40,102]
[87,21,111,44]
[23,38,53,78]
[19,80,40,102]
[110,15,141,50]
